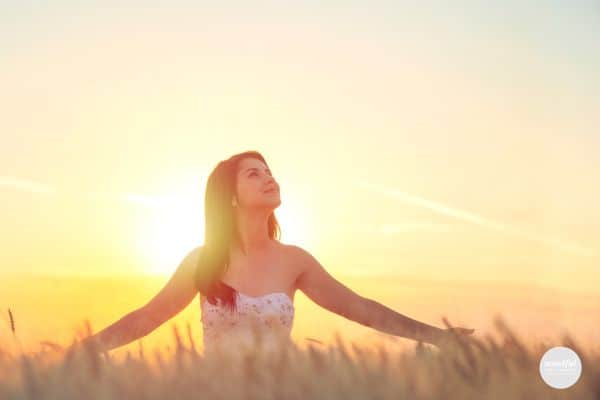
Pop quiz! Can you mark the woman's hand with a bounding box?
[446,327,475,336]
[434,326,476,351]
[39,339,86,360]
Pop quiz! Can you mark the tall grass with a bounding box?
[1,310,598,399]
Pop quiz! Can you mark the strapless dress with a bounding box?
[200,291,295,354]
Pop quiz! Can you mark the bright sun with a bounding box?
[274,186,311,248]
[133,179,312,276]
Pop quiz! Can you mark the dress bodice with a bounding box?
[200,291,295,353]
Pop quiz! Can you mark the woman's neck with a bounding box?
[234,210,272,255]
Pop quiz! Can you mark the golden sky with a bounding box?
[1,1,599,295]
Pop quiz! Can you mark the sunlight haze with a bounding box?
[1,0,599,354]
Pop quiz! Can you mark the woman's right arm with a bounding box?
[79,245,203,353]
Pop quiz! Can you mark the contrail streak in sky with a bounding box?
[0,176,57,195]
[354,180,596,258]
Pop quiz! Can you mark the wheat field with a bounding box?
[1,312,598,400]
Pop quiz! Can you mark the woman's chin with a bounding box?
[267,198,281,209]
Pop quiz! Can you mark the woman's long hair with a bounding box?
[194,150,281,311]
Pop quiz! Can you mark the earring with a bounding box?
[232,198,237,207]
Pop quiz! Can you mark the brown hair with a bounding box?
[194,150,281,312]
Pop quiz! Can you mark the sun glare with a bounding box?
[132,179,313,276]
[130,185,205,276]
[275,183,312,249]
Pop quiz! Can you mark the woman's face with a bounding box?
[234,157,281,211]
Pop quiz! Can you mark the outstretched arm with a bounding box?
[79,246,202,353]
[79,309,153,353]
[293,246,472,347]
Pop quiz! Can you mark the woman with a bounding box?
[78,150,475,355]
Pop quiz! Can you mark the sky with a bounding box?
[1,1,599,294]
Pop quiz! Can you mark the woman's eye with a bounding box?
[249,172,257,177]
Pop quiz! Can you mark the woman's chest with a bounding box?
[221,245,301,299]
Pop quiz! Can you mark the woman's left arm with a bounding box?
[292,246,471,347]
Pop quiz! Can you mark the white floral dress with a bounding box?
[200,291,295,354]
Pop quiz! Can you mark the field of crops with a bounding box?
[1,314,597,400]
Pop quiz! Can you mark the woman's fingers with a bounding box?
[441,317,475,336]
[39,341,66,353]
[435,327,477,351]
[448,327,475,335]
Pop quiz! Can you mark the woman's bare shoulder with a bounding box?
[281,242,311,258]
[185,244,204,264]
[280,243,314,272]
